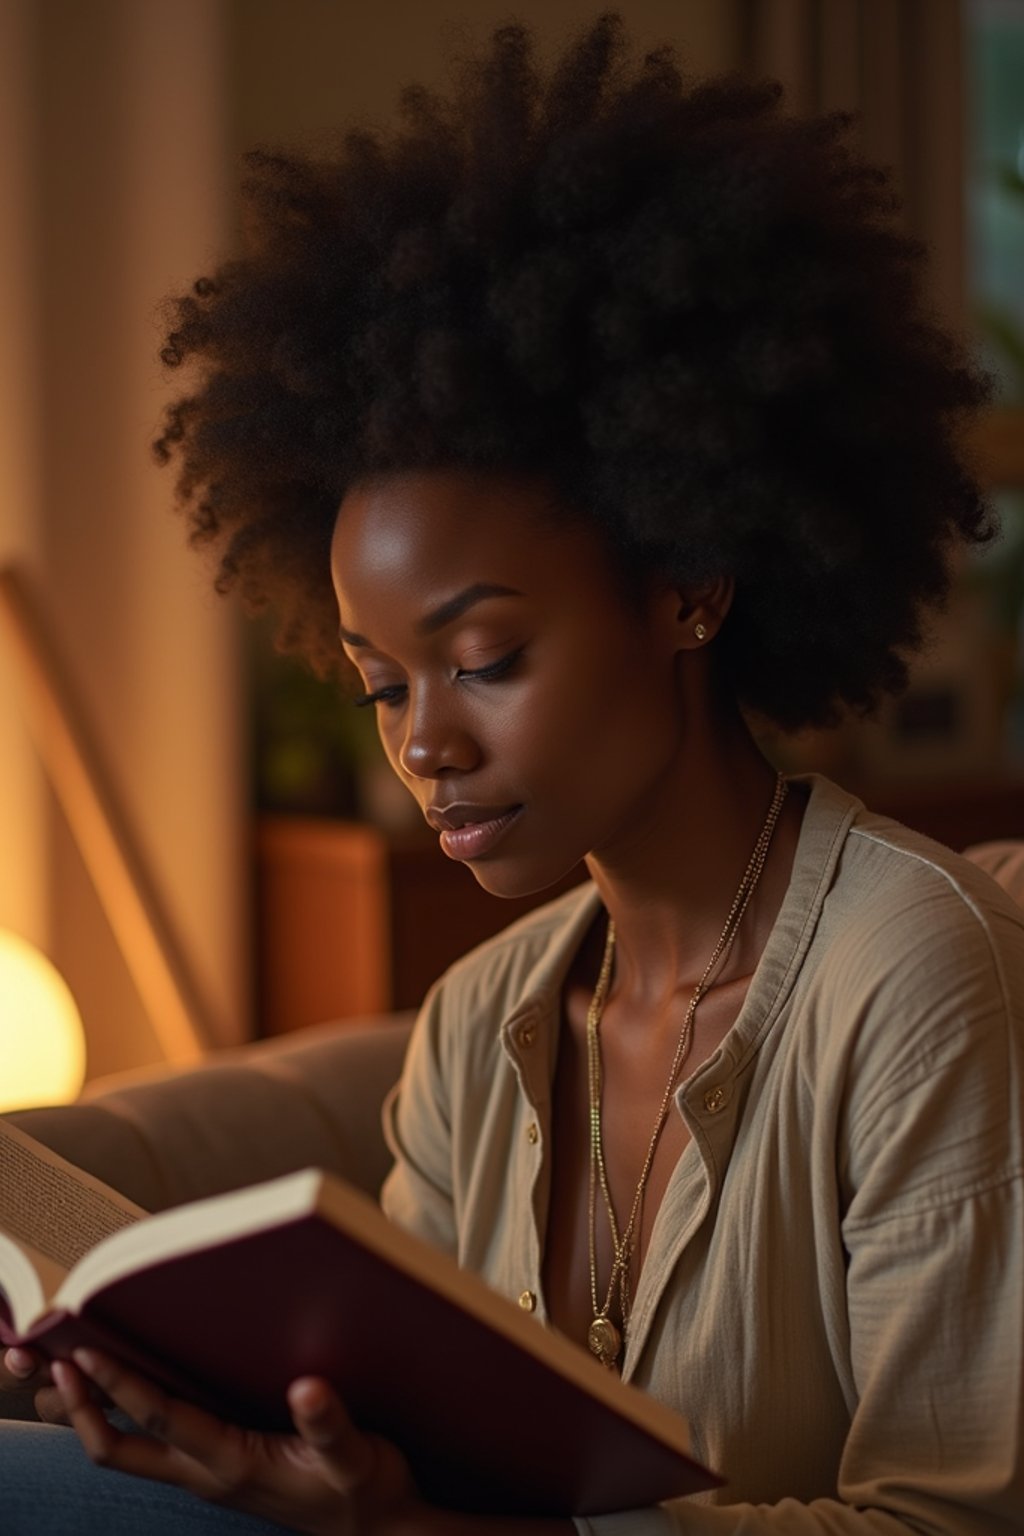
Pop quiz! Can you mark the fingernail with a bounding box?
[51,1360,71,1391]
[72,1348,99,1375]
[290,1379,328,1417]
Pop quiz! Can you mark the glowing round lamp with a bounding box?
[0,929,86,1110]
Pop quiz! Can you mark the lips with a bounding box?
[424,802,523,861]
[424,802,520,833]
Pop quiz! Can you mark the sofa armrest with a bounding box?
[4,1016,413,1212]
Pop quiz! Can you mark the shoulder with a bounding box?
[786,773,1020,959]
[785,780,1024,1134]
[827,807,1024,986]
[783,776,1024,1012]
[784,788,1024,1211]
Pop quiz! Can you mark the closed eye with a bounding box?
[353,647,524,710]
[457,646,524,683]
[353,681,406,710]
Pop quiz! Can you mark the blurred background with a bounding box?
[0,0,1021,1087]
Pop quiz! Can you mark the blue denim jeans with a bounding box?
[0,1419,294,1535]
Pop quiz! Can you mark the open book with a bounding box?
[0,1118,718,1516]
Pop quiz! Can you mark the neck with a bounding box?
[584,720,798,1008]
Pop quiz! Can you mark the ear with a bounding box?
[663,576,735,653]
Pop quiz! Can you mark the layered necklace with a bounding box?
[585,772,788,1369]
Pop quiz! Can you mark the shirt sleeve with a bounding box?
[379,980,460,1257]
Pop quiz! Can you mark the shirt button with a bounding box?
[703,1085,726,1113]
[518,1290,536,1312]
[526,1122,539,1144]
[519,1023,536,1047]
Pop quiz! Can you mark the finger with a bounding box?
[287,1377,418,1519]
[287,1379,363,1458]
[288,1378,349,1445]
[35,1384,73,1424]
[288,1382,399,1499]
[72,1349,176,1442]
[3,1347,39,1382]
[71,1353,381,1517]
[287,1378,376,1482]
[72,1349,227,1459]
[60,1351,237,1495]
[51,1358,91,1412]
[52,1358,125,1465]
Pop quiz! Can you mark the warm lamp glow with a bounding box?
[0,929,86,1110]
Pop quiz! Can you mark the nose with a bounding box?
[397,685,480,781]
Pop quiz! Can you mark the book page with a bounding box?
[0,1229,67,1325]
[0,1119,143,1272]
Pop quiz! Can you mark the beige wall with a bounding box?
[0,0,46,947]
[228,0,740,157]
[0,0,248,1080]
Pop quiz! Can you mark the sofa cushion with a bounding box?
[7,1016,413,1209]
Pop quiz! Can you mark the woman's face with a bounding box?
[331,469,690,898]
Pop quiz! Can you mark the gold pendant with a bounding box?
[587,1314,622,1368]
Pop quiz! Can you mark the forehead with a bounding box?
[331,470,580,605]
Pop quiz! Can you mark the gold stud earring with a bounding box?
[694,622,707,642]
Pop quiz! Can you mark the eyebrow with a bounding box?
[338,583,523,649]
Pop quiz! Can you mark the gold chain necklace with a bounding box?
[585,772,788,1369]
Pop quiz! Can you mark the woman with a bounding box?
[3,15,1022,1533]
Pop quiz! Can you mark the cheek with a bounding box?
[499,647,680,796]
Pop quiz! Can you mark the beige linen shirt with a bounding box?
[381,775,1024,1534]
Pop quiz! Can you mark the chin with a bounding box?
[464,853,587,904]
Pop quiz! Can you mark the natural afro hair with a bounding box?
[155,12,993,731]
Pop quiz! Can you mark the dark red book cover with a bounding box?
[1,1174,719,1517]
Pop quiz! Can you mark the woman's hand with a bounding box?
[1,1346,71,1423]
[53,1349,426,1536]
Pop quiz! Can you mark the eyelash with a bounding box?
[353,647,524,710]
